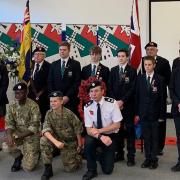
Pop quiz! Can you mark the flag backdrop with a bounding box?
[129,0,142,69]
[19,0,32,81]
[0,23,130,68]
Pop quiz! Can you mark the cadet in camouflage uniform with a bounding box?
[5,82,41,172]
[40,91,83,180]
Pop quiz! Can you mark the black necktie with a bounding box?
[120,66,123,74]
[147,76,151,89]
[97,103,102,129]
[61,60,66,76]
[91,65,96,76]
[119,66,123,81]
[34,63,40,79]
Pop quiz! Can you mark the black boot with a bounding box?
[41,164,53,180]
[11,153,23,172]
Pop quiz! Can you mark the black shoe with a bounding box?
[82,170,98,180]
[141,159,151,168]
[149,161,158,169]
[114,152,124,162]
[41,164,53,180]
[127,159,135,167]
[171,162,180,172]
[157,150,163,156]
[11,154,23,172]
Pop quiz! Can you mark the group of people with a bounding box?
[0,40,180,180]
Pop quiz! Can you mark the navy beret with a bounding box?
[145,42,157,49]
[48,91,63,98]
[33,46,46,54]
[88,80,102,92]
[13,82,27,91]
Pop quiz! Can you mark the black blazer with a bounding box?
[48,57,81,101]
[142,56,171,88]
[172,57,180,70]
[108,64,137,121]
[0,63,9,105]
[29,60,50,97]
[81,63,109,85]
[135,73,166,121]
[169,67,180,118]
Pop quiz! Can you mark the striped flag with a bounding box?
[129,0,142,70]
[18,0,32,82]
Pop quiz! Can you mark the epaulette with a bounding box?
[104,97,114,103]
[85,100,93,107]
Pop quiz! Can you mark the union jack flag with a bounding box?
[129,0,142,70]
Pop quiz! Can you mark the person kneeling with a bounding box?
[82,80,122,180]
[5,82,41,172]
[40,91,83,180]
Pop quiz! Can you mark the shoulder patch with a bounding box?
[85,100,93,107]
[104,97,115,103]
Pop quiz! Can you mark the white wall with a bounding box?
[0,0,149,56]
[151,1,180,66]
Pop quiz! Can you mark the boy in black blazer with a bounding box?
[108,49,137,166]
[81,46,109,85]
[135,56,165,169]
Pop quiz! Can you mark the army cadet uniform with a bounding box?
[40,92,83,174]
[5,83,41,171]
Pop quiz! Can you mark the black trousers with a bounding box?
[84,134,115,174]
[158,120,166,152]
[142,121,158,161]
[115,122,136,160]
[174,117,180,162]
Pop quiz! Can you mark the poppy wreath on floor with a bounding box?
[78,76,106,122]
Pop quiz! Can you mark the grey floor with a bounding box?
[0,119,180,180]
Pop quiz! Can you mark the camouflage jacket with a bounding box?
[5,98,41,134]
[42,107,83,142]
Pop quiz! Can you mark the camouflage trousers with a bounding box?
[40,136,82,172]
[8,135,40,171]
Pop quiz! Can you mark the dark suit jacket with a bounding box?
[169,67,180,118]
[108,64,137,122]
[0,63,9,106]
[29,60,50,97]
[142,56,171,88]
[48,58,81,113]
[172,57,180,70]
[28,60,50,122]
[81,63,109,85]
[135,73,166,121]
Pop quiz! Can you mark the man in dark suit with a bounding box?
[142,42,171,155]
[28,47,50,123]
[172,53,180,70]
[170,67,180,172]
[81,46,109,85]
[0,62,9,117]
[108,49,137,166]
[48,41,81,115]
[136,56,165,169]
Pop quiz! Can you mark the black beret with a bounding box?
[13,82,27,91]
[145,42,157,49]
[88,80,102,92]
[48,91,63,98]
[33,46,46,54]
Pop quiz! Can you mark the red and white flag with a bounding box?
[129,0,142,70]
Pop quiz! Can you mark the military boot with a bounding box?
[11,153,23,172]
[41,164,53,180]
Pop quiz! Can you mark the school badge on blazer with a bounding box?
[68,71,73,77]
